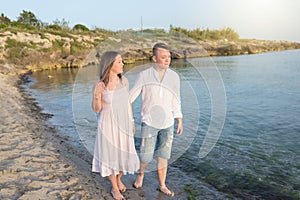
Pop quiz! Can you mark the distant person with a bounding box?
[92,51,139,200]
[130,43,183,197]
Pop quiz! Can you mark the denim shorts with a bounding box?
[138,122,174,163]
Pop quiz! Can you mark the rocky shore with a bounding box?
[1,29,300,72]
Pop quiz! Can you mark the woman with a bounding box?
[92,51,139,200]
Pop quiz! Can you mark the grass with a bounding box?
[184,184,197,200]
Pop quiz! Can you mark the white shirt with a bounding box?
[130,66,183,129]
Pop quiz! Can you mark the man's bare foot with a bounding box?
[133,173,144,189]
[117,180,126,192]
[158,185,174,197]
[111,190,124,200]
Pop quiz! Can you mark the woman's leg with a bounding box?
[116,171,126,192]
[108,174,123,200]
[133,162,147,188]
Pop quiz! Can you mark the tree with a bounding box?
[18,10,40,26]
[0,13,11,24]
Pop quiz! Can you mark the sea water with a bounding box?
[28,49,300,199]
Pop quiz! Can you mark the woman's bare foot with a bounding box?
[158,185,174,197]
[111,190,124,200]
[133,173,144,189]
[117,180,126,192]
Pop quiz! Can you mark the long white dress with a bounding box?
[92,82,139,177]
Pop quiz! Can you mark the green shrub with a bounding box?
[70,41,85,54]
[52,39,65,51]
[93,28,114,37]
[72,24,89,32]
[9,21,36,30]
[0,23,7,29]
[142,28,166,34]
[5,39,29,62]
[170,27,239,41]
[47,24,62,31]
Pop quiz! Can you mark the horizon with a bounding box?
[1,0,300,42]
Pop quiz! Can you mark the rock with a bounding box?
[1,29,300,73]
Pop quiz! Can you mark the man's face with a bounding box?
[153,48,171,69]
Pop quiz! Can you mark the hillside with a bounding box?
[1,27,300,75]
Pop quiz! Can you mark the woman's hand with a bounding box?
[92,81,105,113]
[94,81,105,96]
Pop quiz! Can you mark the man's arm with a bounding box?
[172,74,183,135]
[129,73,143,103]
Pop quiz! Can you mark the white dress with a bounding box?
[92,81,139,177]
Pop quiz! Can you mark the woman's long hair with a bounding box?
[99,51,122,86]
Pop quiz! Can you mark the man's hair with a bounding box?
[152,43,170,56]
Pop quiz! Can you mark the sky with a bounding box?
[1,0,300,42]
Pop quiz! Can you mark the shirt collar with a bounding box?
[152,66,169,82]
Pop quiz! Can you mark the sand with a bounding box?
[0,67,231,200]
[0,71,108,199]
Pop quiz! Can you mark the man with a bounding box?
[130,43,183,197]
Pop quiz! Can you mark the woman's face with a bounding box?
[111,55,124,74]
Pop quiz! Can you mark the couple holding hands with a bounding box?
[91,43,183,200]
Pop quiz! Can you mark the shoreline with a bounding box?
[1,28,300,70]
[0,72,109,199]
[0,69,234,199]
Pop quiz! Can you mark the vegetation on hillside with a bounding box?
[0,10,242,67]
[1,10,299,70]
[170,25,240,41]
[0,10,240,41]
[0,11,117,67]
[0,10,115,43]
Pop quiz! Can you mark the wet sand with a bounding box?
[0,68,231,200]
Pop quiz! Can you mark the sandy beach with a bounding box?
[0,70,107,199]
[0,66,232,200]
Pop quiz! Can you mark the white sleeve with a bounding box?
[129,72,143,103]
[172,75,183,119]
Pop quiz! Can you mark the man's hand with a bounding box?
[176,118,183,135]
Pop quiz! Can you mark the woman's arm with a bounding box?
[129,72,143,103]
[92,81,104,113]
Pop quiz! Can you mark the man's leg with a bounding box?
[133,162,148,188]
[134,123,157,188]
[156,126,174,196]
[157,157,168,185]
[157,157,174,196]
